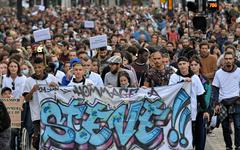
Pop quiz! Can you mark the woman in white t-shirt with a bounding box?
[2,59,27,150]
[68,62,94,86]
[2,59,26,98]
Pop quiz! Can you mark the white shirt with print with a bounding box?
[23,74,58,121]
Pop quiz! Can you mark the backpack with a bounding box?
[0,100,11,132]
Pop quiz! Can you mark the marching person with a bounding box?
[169,56,206,149]
[23,57,59,150]
[189,56,211,150]
[144,50,175,87]
[213,51,240,150]
[68,62,94,86]
[0,87,12,150]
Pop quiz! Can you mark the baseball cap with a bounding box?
[70,57,81,68]
[36,46,44,53]
[107,56,122,64]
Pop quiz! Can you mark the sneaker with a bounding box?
[207,132,216,137]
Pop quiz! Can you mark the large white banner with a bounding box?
[38,83,192,150]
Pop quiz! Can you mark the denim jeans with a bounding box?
[221,104,240,150]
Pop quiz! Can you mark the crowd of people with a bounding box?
[0,2,240,150]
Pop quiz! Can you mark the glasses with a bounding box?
[12,81,15,90]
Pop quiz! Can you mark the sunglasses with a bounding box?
[12,81,15,90]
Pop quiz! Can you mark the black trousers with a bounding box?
[32,120,40,150]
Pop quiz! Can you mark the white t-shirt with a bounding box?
[212,68,240,102]
[87,72,104,86]
[68,78,94,86]
[2,75,27,98]
[23,74,58,121]
[169,74,205,121]
[54,70,65,85]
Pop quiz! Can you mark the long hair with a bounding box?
[189,55,202,74]
[117,71,131,87]
[7,59,22,77]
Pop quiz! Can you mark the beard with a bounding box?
[201,52,209,58]
[226,64,232,68]
[111,69,118,74]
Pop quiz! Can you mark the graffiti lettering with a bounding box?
[147,87,161,98]
[73,85,140,99]
[39,86,192,150]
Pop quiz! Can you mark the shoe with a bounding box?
[235,146,240,150]
[207,132,216,137]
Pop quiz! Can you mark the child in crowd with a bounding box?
[117,71,131,88]
[0,87,12,150]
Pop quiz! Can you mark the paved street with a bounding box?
[206,125,235,150]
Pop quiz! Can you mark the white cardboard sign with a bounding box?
[89,35,107,49]
[33,28,51,42]
[84,21,95,28]
[39,5,45,11]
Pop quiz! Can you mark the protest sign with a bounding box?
[84,21,95,28]
[38,83,193,150]
[1,98,22,128]
[39,5,45,11]
[33,28,51,42]
[89,35,107,49]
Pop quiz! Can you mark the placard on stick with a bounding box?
[89,35,107,49]
[84,21,95,28]
[33,28,51,42]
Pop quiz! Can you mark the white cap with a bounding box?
[107,45,112,51]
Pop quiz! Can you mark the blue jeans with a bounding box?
[221,104,240,150]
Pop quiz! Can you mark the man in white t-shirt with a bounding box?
[168,56,206,149]
[213,51,240,150]
[23,57,58,150]
[81,55,104,86]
